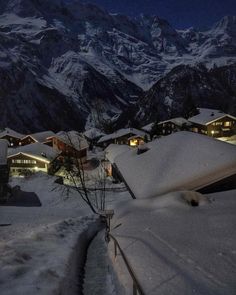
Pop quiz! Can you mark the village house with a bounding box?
[188,108,236,137]
[98,128,148,148]
[158,117,191,135]
[19,131,55,146]
[52,131,88,162]
[0,128,24,147]
[0,139,10,200]
[8,142,61,175]
[109,131,236,199]
[142,117,191,136]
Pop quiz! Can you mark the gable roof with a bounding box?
[98,128,147,144]
[188,108,236,125]
[8,142,60,163]
[54,131,88,151]
[0,128,24,139]
[21,131,55,143]
[0,139,8,165]
[113,131,236,199]
[142,123,154,133]
[159,117,191,127]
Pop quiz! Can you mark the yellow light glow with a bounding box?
[130,139,138,146]
[34,166,38,170]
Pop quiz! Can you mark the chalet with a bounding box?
[189,108,236,138]
[52,131,88,162]
[158,117,191,135]
[20,131,55,146]
[142,117,191,136]
[0,139,9,199]
[8,143,61,175]
[110,132,236,199]
[0,128,24,147]
[98,128,148,148]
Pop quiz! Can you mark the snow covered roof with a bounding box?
[0,139,8,165]
[142,117,191,132]
[83,128,105,140]
[111,189,236,294]
[0,128,24,139]
[113,131,236,199]
[55,131,88,151]
[188,108,236,125]
[8,143,60,163]
[98,128,147,144]
[159,117,191,126]
[22,131,55,143]
[142,122,154,132]
[105,144,132,164]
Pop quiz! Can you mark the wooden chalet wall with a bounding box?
[191,116,236,137]
[8,154,48,173]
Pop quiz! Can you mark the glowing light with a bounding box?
[130,139,138,146]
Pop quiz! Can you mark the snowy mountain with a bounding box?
[137,63,236,124]
[0,0,236,132]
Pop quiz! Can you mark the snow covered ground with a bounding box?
[0,172,130,295]
[109,190,236,295]
[1,147,235,295]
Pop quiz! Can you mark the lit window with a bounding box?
[224,121,231,127]
[130,139,138,146]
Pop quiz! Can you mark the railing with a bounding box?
[109,234,146,295]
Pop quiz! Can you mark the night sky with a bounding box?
[83,0,236,29]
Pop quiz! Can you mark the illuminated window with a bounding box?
[224,121,231,127]
[215,122,222,126]
[130,139,139,146]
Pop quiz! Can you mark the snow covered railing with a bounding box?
[109,234,145,295]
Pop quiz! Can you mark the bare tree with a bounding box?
[62,132,108,213]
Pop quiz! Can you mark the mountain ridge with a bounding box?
[0,0,235,132]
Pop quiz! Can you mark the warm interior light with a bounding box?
[130,139,139,146]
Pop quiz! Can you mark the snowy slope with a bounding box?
[0,0,236,131]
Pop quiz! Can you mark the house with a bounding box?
[0,139,9,199]
[142,117,191,136]
[104,144,131,181]
[110,131,236,199]
[0,128,24,147]
[98,128,148,148]
[189,108,236,137]
[158,117,191,135]
[8,142,61,175]
[52,131,88,162]
[20,131,55,146]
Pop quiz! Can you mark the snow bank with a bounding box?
[109,189,236,295]
[0,216,102,295]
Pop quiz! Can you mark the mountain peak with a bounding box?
[213,15,236,32]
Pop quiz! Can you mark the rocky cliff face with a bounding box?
[0,0,235,132]
[137,64,236,124]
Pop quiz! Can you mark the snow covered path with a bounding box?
[109,190,236,295]
[83,230,123,295]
